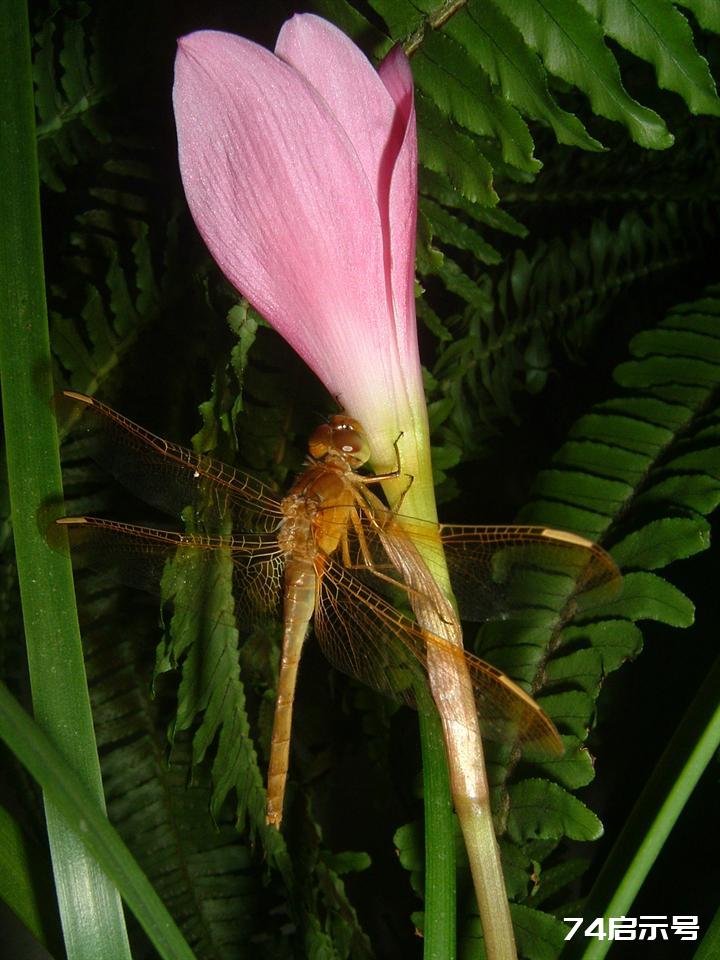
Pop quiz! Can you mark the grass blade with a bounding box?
[0,682,198,960]
[0,2,131,956]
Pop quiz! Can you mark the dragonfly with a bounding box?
[53,390,620,828]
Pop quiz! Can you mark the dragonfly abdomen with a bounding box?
[266,557,316,828]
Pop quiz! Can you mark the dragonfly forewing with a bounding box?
[339,512,621,625]
[56,391,284,533]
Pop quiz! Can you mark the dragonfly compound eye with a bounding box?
[329,417,370,467]
[308,423,333,459]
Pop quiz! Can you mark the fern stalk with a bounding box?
[0,3,131,957]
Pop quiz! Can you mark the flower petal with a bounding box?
[275,14,396,208]
[275,20,421,399]
[379,47,419,375]
[174,30,390,383]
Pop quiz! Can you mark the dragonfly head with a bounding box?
[308,415,370,468]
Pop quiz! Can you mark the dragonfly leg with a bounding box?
[340,510,434,604]
[358,432,413,488]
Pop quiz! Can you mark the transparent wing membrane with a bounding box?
[315,557,563,754]
[52,516,284,624]
[334,510,621,624]
[56,391,283,532]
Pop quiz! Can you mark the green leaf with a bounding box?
[544,648,603,696]
[639,472,720,515]
[534,738,597,790]
[416,91,497,204]
[615,354,720,388]
[157,476,287,866]
[561,619,644,673]
[458,901,571,959]
[421,197,502,265]
[528,858,589,907]
[676,0,720,33]
[0,803,54,947]
[538,690,596,742]
[593,571,694,625]
[498,840,534,900]
[412,30,541,174]
[511,903,570,960]
[498,0,673,148]
[324,850,372,875]
[506,780,603,842]
[428,0,604,150]
[0,5,132,956]
[611,517,711,569]
[531,469,632,515]
[87,620,278,960]
[429,251,493,310]
[631,325,720,360]
[420,169,529,237]
[694,906,720,960]
[580,0,720,116]
[33,8,111,191]
[393,820,424,894]
[576,653,720,960]
[0,683,197,960]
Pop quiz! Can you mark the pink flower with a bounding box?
[173,14,430,507]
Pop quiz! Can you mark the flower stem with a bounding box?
[383,416,518,960]
[455,792,516,960]
[418,707,456,960]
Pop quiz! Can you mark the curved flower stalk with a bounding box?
[174,15,515,959]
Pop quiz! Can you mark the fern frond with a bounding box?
[319,0,720,204]
[33,6,111,192]
[677,0,720,33]
[423,199,716,457]
[149,363,374,959]
[461,290,720,920]
[495,0,674,148]
[581,0,720,117]
[410,29,541,175]
[416,91,497,204]
[51,217,167,401]
[400,0,605,149]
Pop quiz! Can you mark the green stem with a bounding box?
[385,409,517,960]
[693,905,720,960]
[418,707,457,960]
[0,3,131,957]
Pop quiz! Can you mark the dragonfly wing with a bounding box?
[56,391,283,533]
[314,556,563,754]
[52,517,284,626]
[436,524,621,622]
[346,513,620,624]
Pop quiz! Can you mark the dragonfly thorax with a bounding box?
[308,415,370,469]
